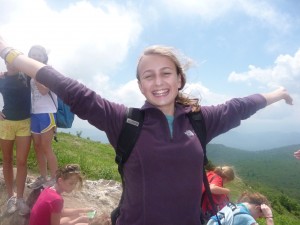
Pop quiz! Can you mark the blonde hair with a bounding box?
[56,164,83,189]
[214,166,235,182]
[237,192,271,207]
[136,45,200,112]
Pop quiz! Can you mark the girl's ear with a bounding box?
[56,177,62,185]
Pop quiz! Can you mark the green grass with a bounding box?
[26,132,120,181]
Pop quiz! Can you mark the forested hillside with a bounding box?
[207,143,300,202]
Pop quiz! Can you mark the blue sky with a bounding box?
[0,0,299,145]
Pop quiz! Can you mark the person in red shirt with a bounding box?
[202,166,235,219]
[29,164,93,225]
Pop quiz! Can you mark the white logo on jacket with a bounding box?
[184,130,194,137]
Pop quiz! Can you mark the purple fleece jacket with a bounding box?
[36,66,267,225]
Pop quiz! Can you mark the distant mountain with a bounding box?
[64,127,300,151]
[211,130,300,151]
[206,143,300,203]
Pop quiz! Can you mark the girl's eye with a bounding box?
[143,74,153,80]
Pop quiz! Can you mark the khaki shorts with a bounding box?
[0,118,31,140]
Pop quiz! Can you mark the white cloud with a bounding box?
[0,0,142,82]
[160,0,292,32]
[228,49,300,89]
[238,0,291,33]
[160,0,235,21]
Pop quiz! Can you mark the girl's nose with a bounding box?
[154,74,163,85]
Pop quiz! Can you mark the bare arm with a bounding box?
[60,208,92,225]
[261,87,293,106]
[209,184,230,195]
[51,212,61,225]
[61,207,93,217]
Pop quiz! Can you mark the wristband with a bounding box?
[5,49,24,64]
[265,216,273,218]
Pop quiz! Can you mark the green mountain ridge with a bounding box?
[206,143,300,203]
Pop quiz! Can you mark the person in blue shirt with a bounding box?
[0,62,31,215]
[208,192,274,225]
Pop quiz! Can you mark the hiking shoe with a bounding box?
[6,196,17,214]
[27,176,46,189]
[17,198,30,216]
[42,178,56,188]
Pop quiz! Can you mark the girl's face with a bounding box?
[137,54,182,115]
[58,175,79,193]
[29,48,46,63]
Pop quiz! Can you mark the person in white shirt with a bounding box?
[27,45,58,189]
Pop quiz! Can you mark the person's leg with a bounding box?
[15,135,31,215]
[0,139,15,197]
[41,127,58,179]
[32,133,48,177]
[15,135,31,199]
[0,138,18,214]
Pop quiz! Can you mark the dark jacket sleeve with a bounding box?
[202,94,267,143]
[35,66,126,147]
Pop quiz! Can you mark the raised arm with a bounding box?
[209,184,230,195]
[261,87,293,106]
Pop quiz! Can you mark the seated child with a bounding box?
[29,164,95,225]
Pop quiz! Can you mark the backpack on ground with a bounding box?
[111,108,219,225]
[49,92,75,128]
[206,202,250,225]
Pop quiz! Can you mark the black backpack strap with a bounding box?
[111,108,144,225]
[188,111,221,225]
[115,107,145,174]
[187,111,207,164]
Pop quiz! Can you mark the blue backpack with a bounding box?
[206,202,250,225]
[49,93,74,128]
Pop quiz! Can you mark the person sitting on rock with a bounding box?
[29,164,94,225]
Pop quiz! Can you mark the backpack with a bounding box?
[49,92,75,128]
[111,108,219,225]
[206,202,250,225]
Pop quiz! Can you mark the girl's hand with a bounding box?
[263,87,293,106]
[294,150,300,160]
[76,215,90,223]
[0,111,6,120]
[261,204,273,218]
[278,87,293,105]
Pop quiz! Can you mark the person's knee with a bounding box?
[3,156,14,165]
[16,158,28,168]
